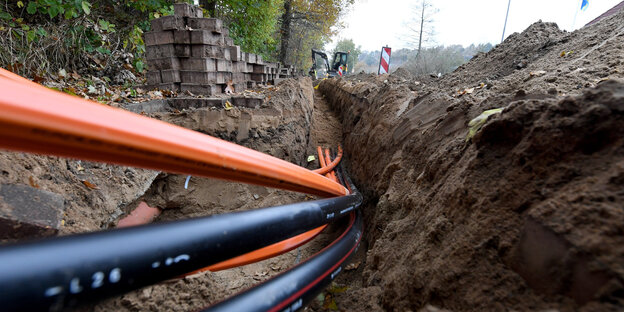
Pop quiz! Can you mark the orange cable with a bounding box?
[324,148,338,182]
[312,146,342,175]
[0,68,347,197]
[317,146,332,180]
[187,225,327,273]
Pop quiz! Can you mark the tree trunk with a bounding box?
[417,0,425,59]
[279,0,292,65]
[199,0,217,17]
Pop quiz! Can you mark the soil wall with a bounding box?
[319,12,624,312]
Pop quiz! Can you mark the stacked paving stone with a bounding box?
[145,3,287,95]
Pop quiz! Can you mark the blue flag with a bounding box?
[581,0,589,11]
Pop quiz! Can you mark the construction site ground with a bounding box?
[1,8,624,312]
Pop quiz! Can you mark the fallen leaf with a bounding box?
[224,101,233,110]
[147,90,163,99]
[28,176,39,188]
[111,93,121,102]
[466,108,504,141]
[81,180,99,189]
[32,74,45,83]
[70,72,81,80]
[87,85,98,95]
[323,294,338,310]
[328,283,349,293]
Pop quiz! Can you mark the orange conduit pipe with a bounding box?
[203,145,344,271]
[313,146,342,175]
[179,146,343,272]
[186,225,327,273]
[317,146,332,180]
[324,148,338,182]
[0,68,347,197]
[185,147,344,272]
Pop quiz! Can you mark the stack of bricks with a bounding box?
[145,3,290,95]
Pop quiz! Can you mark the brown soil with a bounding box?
[319,9,624,312]
[0,154,158,235]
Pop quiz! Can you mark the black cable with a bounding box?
[204,211,362,312]
[203,168,363,312]
[0,193,360,311]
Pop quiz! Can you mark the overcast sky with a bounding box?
[330,0,622,52]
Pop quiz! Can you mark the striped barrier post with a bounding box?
[378,46,391,75]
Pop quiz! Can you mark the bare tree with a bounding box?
[404,0,437,58]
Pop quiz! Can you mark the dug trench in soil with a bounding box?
[318,11,624,312]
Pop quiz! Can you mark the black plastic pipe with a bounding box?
[204,168,363,312]
[0,193,360,311]
[204,211,363,312]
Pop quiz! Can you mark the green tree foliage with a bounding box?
[0,0,174,76]
[332,38,360,73]
[208,0,282,58]
[279,0,354,70]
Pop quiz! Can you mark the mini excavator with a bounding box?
[309,49,349,80]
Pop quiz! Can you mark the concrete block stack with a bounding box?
[145,3,291,95]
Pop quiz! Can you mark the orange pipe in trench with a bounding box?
[316,146,333,181]
[324,148,338,182]
[187,145,343,272]
[313,146,342,175]
[0,68,347,197]
[189,225,327,273]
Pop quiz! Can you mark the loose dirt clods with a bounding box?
[319,9,624,312]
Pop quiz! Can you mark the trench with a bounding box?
[86,80,369,311]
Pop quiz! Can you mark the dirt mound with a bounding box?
[319,11,624,311]
[444,21,566,87]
